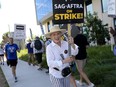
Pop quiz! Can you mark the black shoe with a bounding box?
[45,70,49,73]
[14,77,18,82]
[37,68,42,71]
[15,80,18,82]
[28,63,31,65]
[33,63,35,66]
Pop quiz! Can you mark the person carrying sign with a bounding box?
[45,26,79,87]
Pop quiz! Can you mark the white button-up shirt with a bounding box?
[46,40,78,78]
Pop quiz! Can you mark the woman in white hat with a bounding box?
[45,25,79,87]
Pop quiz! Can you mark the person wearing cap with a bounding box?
[4,37,20,82]
[26,39,34,65]
[45,25,79,87]
[74,27,94,87]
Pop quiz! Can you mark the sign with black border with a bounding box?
[14,24,26,39]
[52,0,84,24]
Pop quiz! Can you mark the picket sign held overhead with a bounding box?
[52,0,84,24]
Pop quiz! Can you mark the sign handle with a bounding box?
[67,24,71,56]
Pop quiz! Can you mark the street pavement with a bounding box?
[1,59,88,87]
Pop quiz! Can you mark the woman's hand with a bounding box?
[62,56,75,64]
[68,36,75,49]
[68,36,74,44]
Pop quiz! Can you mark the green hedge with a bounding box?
[85,45,116,87]
[18,45,116,87]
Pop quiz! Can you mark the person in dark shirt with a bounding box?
[26,39,34,65]
[74,27,94,87]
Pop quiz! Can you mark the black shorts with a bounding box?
[8,59,18,67]
[0,54,4,56]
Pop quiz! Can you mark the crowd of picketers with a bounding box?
[0,25,96,87]
[25,36,51,72]
[0,36,52,82]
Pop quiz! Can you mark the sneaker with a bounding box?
[88,83,94,87]
[33,63,35,66]
[45,70,49,73]
[28,63,31,65]
[14,77,18,82]
[37,67,42,71]
[76,80,83,86]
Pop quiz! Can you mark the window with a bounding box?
[101,0,108,13]
[87,4,93,14]
[85,0,93,14]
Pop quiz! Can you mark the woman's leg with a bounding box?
[76,59,92,85]
[2,56,4,65]
[12,66,16,77]
[70,75,77,87]
[28,53,31,65]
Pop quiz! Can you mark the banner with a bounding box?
[52,0,84,24]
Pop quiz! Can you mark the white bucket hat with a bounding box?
[44,26,66,38]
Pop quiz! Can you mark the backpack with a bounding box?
[113,45,116,56]
[34,40,42,50]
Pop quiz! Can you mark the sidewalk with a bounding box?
[1,59,88,87]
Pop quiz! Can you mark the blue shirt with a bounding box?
[5,43,19,60]
[26,42,33,53]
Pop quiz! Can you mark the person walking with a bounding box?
[31,36,44,70]
[26,39,34,65]
[4,36,20,82]
[0,44,4,65]
[45,25,79,87]
[74,27,94,87]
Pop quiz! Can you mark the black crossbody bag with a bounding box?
[53,54,71,77]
